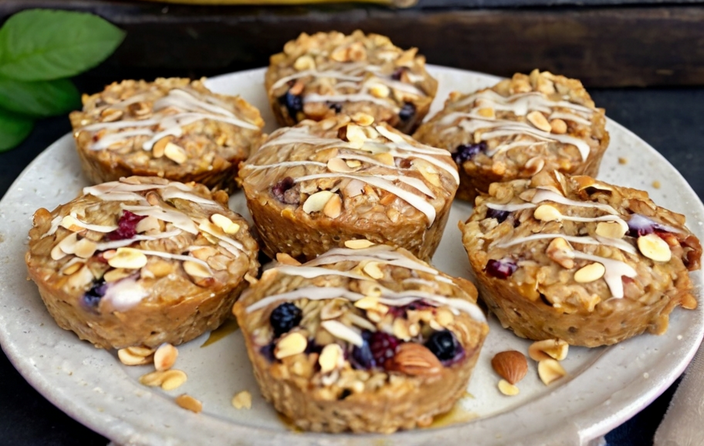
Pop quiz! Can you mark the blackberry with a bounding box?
[485,258,518,279]
[271,177,298,204]
[425,329,458,361]
[269,302,302,338]
[369,331,400,368]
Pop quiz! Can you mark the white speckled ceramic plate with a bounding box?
[0,66,702,446]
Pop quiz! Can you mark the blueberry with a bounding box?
[259,343,276,362]
[452,142,486,166]
[328,102,342,113]
[278,90,303,120]
[398,102,416,122]
[269,302,302,338]
[391,67,406,81]
[485,258,518,279]
[486,207,510,223]
[82,279,107,312]
[626,213,670,237]
[425,329,458,361]
[350,330,375,370]
[271,177,298,204]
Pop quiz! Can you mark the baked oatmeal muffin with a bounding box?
[233,243,488,433]
[266,30,438,134]
[414,69,609,202]
[459,170,701,347]
[238,113,458,262]
[25,176,259,349]
[70,78,265,191]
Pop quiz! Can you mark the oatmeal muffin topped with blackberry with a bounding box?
[233,243,488,433]
[266,30,438,134]
[459,171,701,347]
[414,69,609,201]
[70,78,265,191]
[25,176,259,349]
[238,113,458,261]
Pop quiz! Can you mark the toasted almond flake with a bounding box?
[136,215,160,233]
[550,118,567,134]
[323,194,342,218]
[573,262,606,283]
[546,237,575,269]
[527,111,552,133]
[231,390,252,410]
[477,107,495,119]
[303,191,334,214]
[183,260,212,279]
[374,152,395,166]
[210,214,240,235]
[73,238,97,259]
[363,261,384,279]
[104,268,132,282]
[276,253,301,266]
[51,243,68,261]
[528,339,569,361]
[393,318,411,341]
[350,112,374,126]
[161,369,188,390]
[154,343,178,371]
[58,232,79,254]
[108,247,148,269]
[176,394,202,413]
[327,157,353,173]
[139,370,167,387]
[538,359,566,385]
[152,136,172,158]
[595,221,627,239]
[60,261,84,276]
[60,215,83,232]
[498,379,520,396]
[293,55,315,71]
[118,347,154,366]
[344,239,375,249]
[275,332,307,359]
[164,142,188,164]
[67,265,94,289]
[343,124,367,144]
[319,343,344,373]
[638,233,672,262]
[369,83,390,98]
[321,320,363,347]
[346,312,377,331]
[533,204,562,222]
[354,295,380,309]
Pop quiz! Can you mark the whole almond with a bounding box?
[391,343,442,377]
[491,350,528,385]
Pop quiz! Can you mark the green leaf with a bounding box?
[0,9,125,81]
[0,77,79,117]
[0,109,33,152]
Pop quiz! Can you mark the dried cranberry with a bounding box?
[398,102,416,122]
[269,302,302,338]
[350,330,375,370]
[82,278,107,312]
[485,258,518,279]
[425,329,460,362]
[387,301,433,318]
[369,331,401,368]
[391,67,406,81]
[452,142,486,166]
[486,207,510,223]
[278,90,303,119]
[271,177,299,204]
[105,210,146,241]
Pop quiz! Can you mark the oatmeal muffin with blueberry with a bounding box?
[233,243,488,433]
[414,69,609,202]
[70,78,265,191]
[238,113,458,262]
[266,30,437,134]
[25,176,259,349]
[459,170,701,347]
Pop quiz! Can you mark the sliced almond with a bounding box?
[354,295,380,310]
[533,204,562,222]
[164,142,188,164]
[104,268,132,283]
[327,157,354,173]
[67,265,94,289]
[638,233,672,262]
[573,262,605,283]
[184,260,212,279]
[293,54,316,71]
[344,239,375,249]
[276,253,301,266]
[57,232,79,254]
[528,339,569,361]
[60,215,83,232]
[595,221,627,239]
[73,238,97,259]
[303,191,334,214]
[546,237,575,269]
[136,215,160,233]
[350,112,374,126]
[491,350,528,385]
[176,394,203,413]
[275,332,307,359]
[161,369,188,390]
[118,346,154,366]
[477,107,495,119]
[346,159,362,168]
[498,379,520,396]
[152,136,172,158]
[154,343,179,371]
[363,261,384,279]
[320,300,345,320]
[210,214,240,235]
[538,359,566,385]
[318,343,344,374]
[321,320,363,347]
[392,318,411,341]
[550,118,567,134]
[414,160,441,187]
[51,243,68,261]
[369,83,390,98]
[108,247,148,269]
[323,194,342,218]
[231,390,252,410]
[60,261,85,276]
[527,111,552,132]
[339,124,367,145]
[100,108,123,122]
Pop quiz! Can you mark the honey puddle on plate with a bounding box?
[201,319,239,347]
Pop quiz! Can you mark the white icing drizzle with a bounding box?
[495,233,637,255]
[270,70,364,91]
[274,265,367,281]
[486,202,537,212]
[197,221,245,255]
[160,187,220,207]
[91,129,153,150]
[41,216,63,238]
[306,246,440,275]
[549,111,591,126]
[258,127,354,151]
[531,189,618,215]
[304,93,394,108]
[122,205,199,235]
[64,214,118,233]
[294,172,437,226]
[135,249,213,273]
[94,229,183,251]
[241,160,327,171]
[571,251,637,298]
[104,276,150,311]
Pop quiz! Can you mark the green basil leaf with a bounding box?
[0,109,33,152]
[0,9,125,81]
[0,77,79,117]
